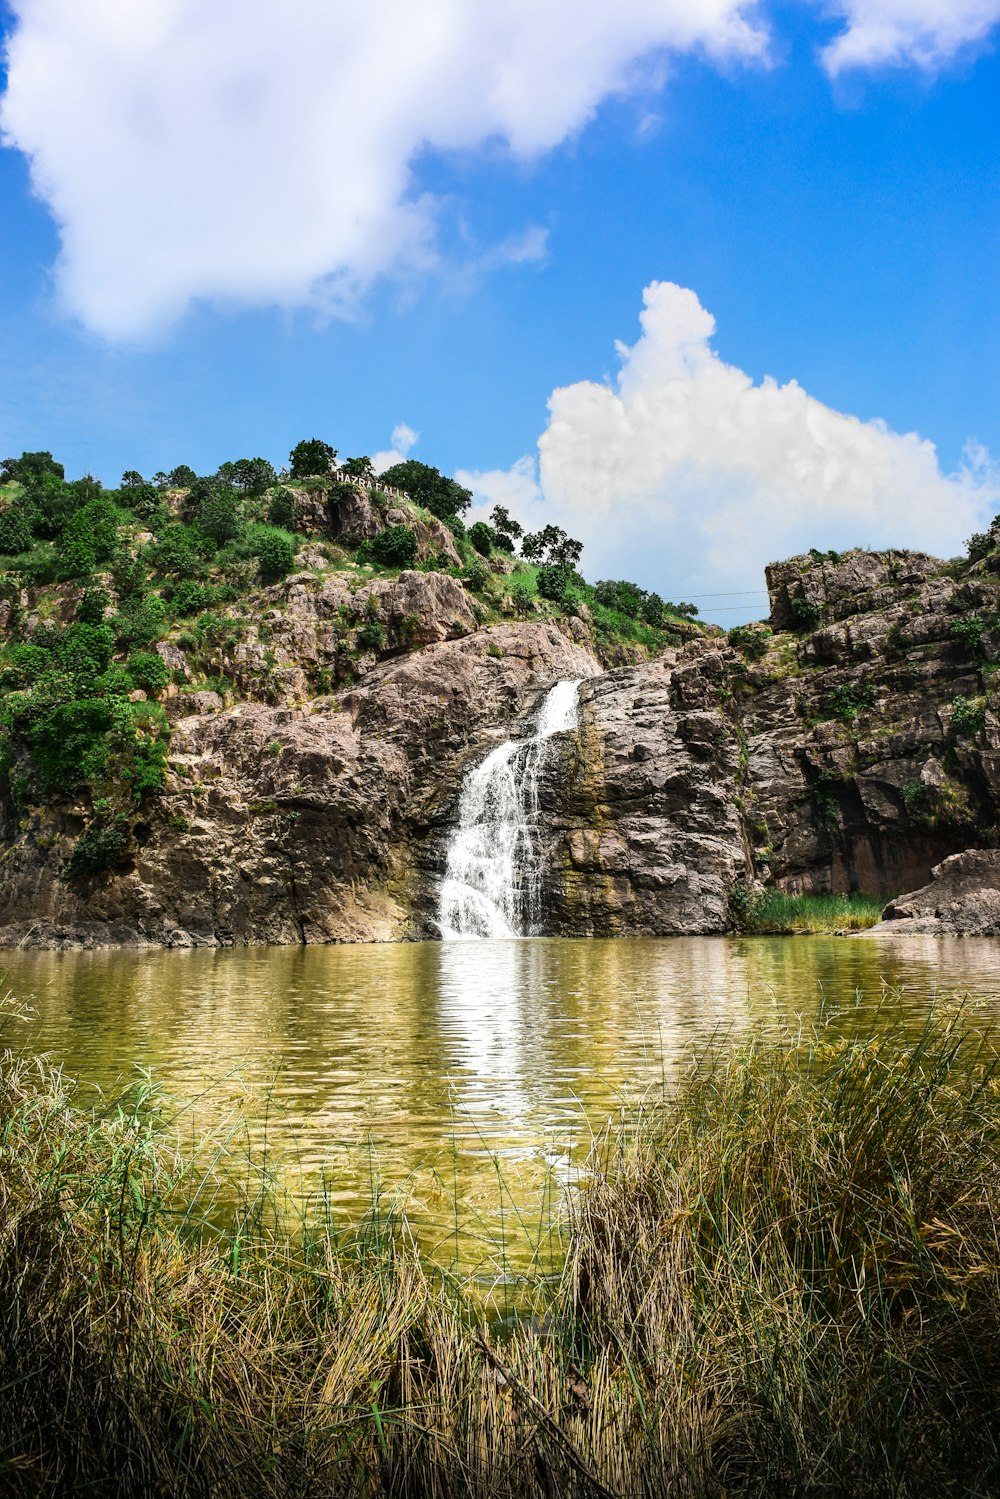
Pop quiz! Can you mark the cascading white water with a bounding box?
[437,679,581,940]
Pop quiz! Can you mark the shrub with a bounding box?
[0,506,35,556]
[509,576,536,614]
[463,560,489,592]
[126,652,169,694]
[267,488,298,529]
[729,623,772,660]
[951,616,985,654]
[252,528,296,582]
[468,521,494,557]
[169,580,217,616]
[950,695,987,739]
[66,816,131,876]
[368,525,417,568]
[536,563,581,605]
[790,596,822,631]
[113,593,167,649]
[75,587,110,625]
[357,618,386,652]
[826,683,876,723]
[144,525,210,576]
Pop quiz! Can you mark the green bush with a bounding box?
[66,815,131,877]
[951,616,986,654]
[509,576,536,614]
[790,596,822,632]
[0,506,35,556]
[197,488,243,545]
[729,623,772,660]
[468,521,494,557]
[126,652,169,694]
[113,593,167,649]
[536,563,581,605]
[144,524,211,575]
[252,528,296,582]
[76,586,110,625]
[169,579,218,616]
[368,525,417,568]
[462,559,489,592]
[357,618,386,652]
[267,488,298,529]
[950,695,987,739]
[826,683,876,723]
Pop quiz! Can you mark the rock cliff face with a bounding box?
[1,543,998,946]
[536,547,1000,935]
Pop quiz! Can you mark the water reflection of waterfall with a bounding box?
[437,680,581,939]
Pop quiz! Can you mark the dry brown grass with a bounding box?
[1,1007,999,1497]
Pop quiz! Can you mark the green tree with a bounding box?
[521,524,583,569]
[1,451,65,488]
[218,457,277,495]
[340,455,376,485]
[378,460,471,520]
[490,505,523,553]
[197,487,243,544]
[167,464,198,488]
[289,439,337,479]
[468,521,494,556]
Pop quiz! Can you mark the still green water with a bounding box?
[5,934,1000,1274]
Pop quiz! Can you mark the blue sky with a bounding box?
[1,0,998,618]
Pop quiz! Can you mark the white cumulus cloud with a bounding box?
[0,0,769,338]
[461,282,999,616]
[822,0,1000,74]
[372,423,419,474]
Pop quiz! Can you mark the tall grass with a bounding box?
[2,1008,999,1496]
[737,889,886,934]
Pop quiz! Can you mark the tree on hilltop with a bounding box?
[289,439,337,479]
[378,460,471,521]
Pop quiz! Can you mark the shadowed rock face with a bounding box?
[863,850,1000,937]
[1,545,998,947]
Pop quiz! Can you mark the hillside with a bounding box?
[0,448,705,945]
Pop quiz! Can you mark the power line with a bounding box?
[667,589,769,599]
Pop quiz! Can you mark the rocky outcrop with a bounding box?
[538,645,747,935]
[863,849,1000,936]
[0,621,598,947]
[292,483,462,567]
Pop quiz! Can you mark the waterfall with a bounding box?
[437,679,581,940]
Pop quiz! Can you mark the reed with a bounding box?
[746,890,886,933]
[1,1007,998,1497]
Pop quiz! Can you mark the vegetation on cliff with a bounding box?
[2,1007,998,1496]
[0,445,702,879]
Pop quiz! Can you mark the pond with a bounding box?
[5,934,1000,1276]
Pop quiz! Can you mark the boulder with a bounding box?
[863,849,1000,937]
